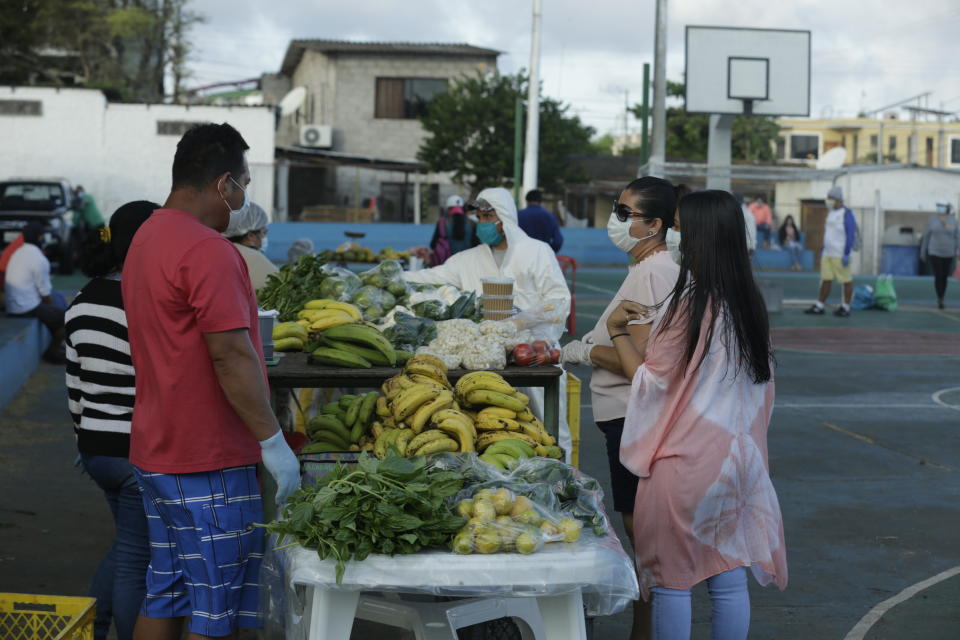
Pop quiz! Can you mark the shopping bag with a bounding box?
[874,275,898,311]
[851,284,875,310]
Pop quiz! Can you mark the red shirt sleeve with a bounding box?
[176,237,254,334]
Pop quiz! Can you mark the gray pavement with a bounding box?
[0,270,958,639]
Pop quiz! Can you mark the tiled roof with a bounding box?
[280,39,500,74]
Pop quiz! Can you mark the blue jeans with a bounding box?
[784,240,803,268]
[756,224,772,249]
[81,454,150,640]
[651,567,750,640]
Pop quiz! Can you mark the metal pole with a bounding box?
[413,174,421,225]
[514,96,523,204]
[521,0,542,198]
[640,62,650,165]
[647,0,668,177]
[706,114,735,191]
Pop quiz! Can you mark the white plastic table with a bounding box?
[282,541,638,640]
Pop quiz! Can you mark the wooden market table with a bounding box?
[267,353,564,431]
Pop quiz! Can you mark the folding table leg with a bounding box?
[535,590,586,640]
[304,586,360,640]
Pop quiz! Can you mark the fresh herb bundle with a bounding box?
[266,454,468,583]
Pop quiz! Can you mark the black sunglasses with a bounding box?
[612,200,648,223]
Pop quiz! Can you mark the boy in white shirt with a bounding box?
[5,222,67,361]
[805,186,857,317]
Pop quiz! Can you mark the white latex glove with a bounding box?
[561,339,594,365]
[260,430,301,506]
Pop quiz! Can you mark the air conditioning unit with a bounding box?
[300,124,332,148]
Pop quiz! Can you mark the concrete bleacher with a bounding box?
[0,316,50,409]
[265,222,816,270]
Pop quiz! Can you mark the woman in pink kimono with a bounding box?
[607,190,787,640]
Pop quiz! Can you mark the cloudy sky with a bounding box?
[188,0,960,136]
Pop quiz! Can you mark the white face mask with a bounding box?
[260,236,269,252]
[665,228,682,264]
[607,213,655,253]
[222,176,249,217]
[826,198,838,210]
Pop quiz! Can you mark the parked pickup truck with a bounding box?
[0,178,78,274]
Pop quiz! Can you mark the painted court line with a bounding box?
[777,403,944,409]
[844,565,960,640]
[820,421,957,472]
[931,387,960,412]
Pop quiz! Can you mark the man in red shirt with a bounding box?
[122,123,299,639]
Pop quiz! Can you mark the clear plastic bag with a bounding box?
[509,297,569,342]
[317,265,362,302]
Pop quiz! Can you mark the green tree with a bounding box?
[629,80,780,163]
[590,133,615,155]
[0,0,202,101]
[417,71,595,193]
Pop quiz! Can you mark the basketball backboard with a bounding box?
[685,26,810,116]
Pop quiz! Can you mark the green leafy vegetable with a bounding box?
[265,453,467,583]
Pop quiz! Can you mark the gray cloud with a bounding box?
[188,0,960,133]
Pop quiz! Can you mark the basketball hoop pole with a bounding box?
[706,113,735,191]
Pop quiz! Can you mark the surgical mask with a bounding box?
[260,236,269,252]
[607,213,655,253]
[936,204,948,214]
[666,228,682,264]
[477,221,504,246]
[221,176,249,216]
[826,198,838,210]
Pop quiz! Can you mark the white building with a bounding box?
[273,40,500,222]
[774,164,960,274]
[0,86,275,218]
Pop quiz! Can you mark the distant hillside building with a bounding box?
[272,40,499,222]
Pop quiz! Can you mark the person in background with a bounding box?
[805,186,858,317]
[65,200,157,640]
[72,185,106,244]
[518,189,564,252]
[749,196,773,249]
[223,201,278,291]
[0,231,24,285]
[560,176,681,640]
[665,184,691,264]
[122,123,299,640]
[738,193,757,256]
[429,194,478,265]
[4,221,67,362]
[920,203,959,309]
[608,190,787,640]
[287,237,315,264]
[778,215,804,271]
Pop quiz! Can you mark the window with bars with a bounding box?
[375,78,448,119]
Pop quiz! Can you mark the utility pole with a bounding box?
[646,0,668,177]
[513,96,523,204]
[640,62,650,165]
[521,0,542,200]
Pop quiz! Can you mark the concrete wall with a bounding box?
[0,86,276,218]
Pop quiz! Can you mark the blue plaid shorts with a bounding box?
[134,465,264,636]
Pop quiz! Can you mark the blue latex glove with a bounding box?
[260,430,301,505]
[841,254,850,267]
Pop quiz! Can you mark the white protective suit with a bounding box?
[403,187,574,461]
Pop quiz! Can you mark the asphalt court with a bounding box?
[567,268,960,639]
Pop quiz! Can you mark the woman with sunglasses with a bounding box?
[607,190,787,640]
[560,176,680,640]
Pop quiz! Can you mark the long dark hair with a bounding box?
[450,211,466,241]
[622,176,676,238]
[78,200,158,278]
[660,190,772,383]
[777,215,796,246]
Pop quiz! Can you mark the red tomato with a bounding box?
[513,343,536,366]
[549,348,561,364]
[532,340,549,354]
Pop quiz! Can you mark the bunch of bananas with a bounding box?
[301,391,379,453]
[309,323,402,369]
[272,321,309,352]
[296,299,363,332]
[454,372,563,462]
[372,355,478,458]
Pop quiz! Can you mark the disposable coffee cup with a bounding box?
[482,295,514,312]
[481,277,514,297]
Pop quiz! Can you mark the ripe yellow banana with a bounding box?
[517,421,544,443]
[436,418,475,453]
[309,311,354,332]
[320,301,362,321]
[432,409,477,438]
[465,390,526,413]
[455,372,516,398]
[513,391,530,405]
[516,408,535,422]
[476,415,521,432]
[406,429,448,454]
[405,362,449,386]
[531,417,555,445]
[478,406,518,420]
[408,373,450,390]
[406,353,448,375]
[395,429,414,456]
[392,384,442,422]
[411,437,459,456]
[476,430,539,452]
[409,390,454,434]
[375,395,391,417]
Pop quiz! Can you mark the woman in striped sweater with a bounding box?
[65,201,157,640]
